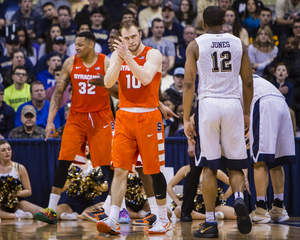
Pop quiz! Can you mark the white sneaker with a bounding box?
[96,217,121,235]
[269,205,290,223]
[148,218,172,234]
[15,209,34,219]
[249,206,271,224]
[215,211,225,220]
[60,212,78,220]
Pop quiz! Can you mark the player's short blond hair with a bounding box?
[119,20,141,34]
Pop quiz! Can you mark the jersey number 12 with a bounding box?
[211,51,232,72]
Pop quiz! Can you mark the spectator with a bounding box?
[292,18,300,48]
[195,0,231,35]
[35,0,72,17]
[74,1,112,30]
[222,23,233,34]
[175,0,196,27]
[225,8,249,46]
[90,8,110,46]
[36,2,58,43]
[16,25,37,66]
[1,49,36,88]
[15,81,65,129]
[0,35,34,75]
[232,0,265,19]
[3,66,31,111]
[160,4,184,45]
[1,0,21,23]
[275,0,300,26]
[58,5,77,45]
[67,22,102,57]
[162,0,197,13]
[168,103,184,137]
[9,105,46,139]
[142,18,176,70]
[103,0,132,22]
[11,0,42,39]
[45,65,71,108]
[135,0,148,13]
[104,22,121,57]
[273,63,294,106]
[138,0,163,38]
[0,84,15,139]
[161,55,174,93]
[175,25,196,68]
[121,8,135,22]
[248,7,284,47]
[125,3,139,19]
[38,24,63,59]
[242,0,260,31]
[164,67,185,107]
[36,35,68,74]
[248,26,278,76]
[37,51,62,90]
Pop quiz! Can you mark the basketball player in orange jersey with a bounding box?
[96,20,172,235]
[34,31,118,224]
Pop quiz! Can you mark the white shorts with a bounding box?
[198,98,247,170]
[249,96,295,168]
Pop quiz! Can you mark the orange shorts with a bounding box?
[111,109,165,175]
[59,108,114,167]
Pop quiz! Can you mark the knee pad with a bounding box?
[52,160,72,189]
[151,172,167,199]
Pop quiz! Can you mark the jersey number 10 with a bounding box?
[126,74,141,89]
[211,51,232,72]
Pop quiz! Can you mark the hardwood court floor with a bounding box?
[0,217,300,240]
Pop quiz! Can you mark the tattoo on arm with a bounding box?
[50,59,71,112]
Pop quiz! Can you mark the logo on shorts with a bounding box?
[157,122,162,132]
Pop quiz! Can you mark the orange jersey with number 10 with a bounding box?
[70,53,110,112]
[118,46,161,108]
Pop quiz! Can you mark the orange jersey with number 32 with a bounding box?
[70,53,110,112]
[118,46,161,108]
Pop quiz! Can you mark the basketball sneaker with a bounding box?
[194,221,218,238]
[132,212,157,226]
[269,199,289,223]
[119,208,131,224]
[250,205,271,224]
[35,208,57,224]
[82,206,108,223]
[15,209,34,219]
[234,198,252,234]
[96,217,121,235]
[148,218,172,234]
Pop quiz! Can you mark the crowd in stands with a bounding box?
[0,0,300,139]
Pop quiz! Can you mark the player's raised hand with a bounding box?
[159,102,179,120]
[113,37,129,59]
[45,122,56,141]
[184,121,196,144]
[88,73,105,87]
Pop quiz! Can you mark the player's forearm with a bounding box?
[48,90,63,122]
[107,84,119,99]
[104,64,122,88]
[183,80,195,122]
[242,80,253,115]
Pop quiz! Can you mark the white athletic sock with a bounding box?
[157,204,168,220]
[206,211,215,222]
[121,197,127,211]
[109,205,120,222]
[148,196,158,216]
[102,195,111,215]
[257,196,267,202]
[274,193,284,201]
[234,191,244,200]
[48,193,60,211]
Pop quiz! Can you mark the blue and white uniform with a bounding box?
[195,33,247,170]
[240,75,295,168]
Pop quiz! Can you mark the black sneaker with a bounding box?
[132,212,156,226]
[234,198,252,234]
[194,221,218,238]
[181,211,192,222]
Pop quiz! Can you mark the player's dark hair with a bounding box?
[111,22,121,31]
[77,31,96,42]
[203,6,224,27]
[119,19,141,33]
